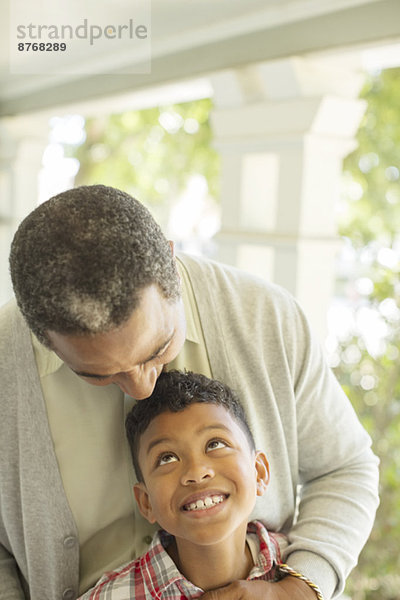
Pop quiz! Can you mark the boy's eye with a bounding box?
[207,439,227,451]
[157,452,178,466]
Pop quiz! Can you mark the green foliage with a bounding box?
[340,68,400,247]
[335,67,400,600]
[70,98,220,228]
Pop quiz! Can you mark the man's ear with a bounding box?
[255,451,270,497]
[134,483,157,524]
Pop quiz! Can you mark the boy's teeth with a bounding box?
[185,495,225,511]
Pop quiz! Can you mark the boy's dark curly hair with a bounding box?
[126,370,255,482]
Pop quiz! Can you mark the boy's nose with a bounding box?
[181,459,215,485]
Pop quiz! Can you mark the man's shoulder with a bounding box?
[0,299,21,342]
[0,298,18,320]
[178,252,255,282]
[0,298,30,343]
[177,252,297,311]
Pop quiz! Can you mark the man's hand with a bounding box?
[201,576,318,599]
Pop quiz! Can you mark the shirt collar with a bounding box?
[176,257,199,344]
[140,530,203,598]
[142,522,280,597]
[31,332,64,378]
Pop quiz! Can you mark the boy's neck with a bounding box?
[166,524,253,592]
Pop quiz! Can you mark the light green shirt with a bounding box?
[31,259,211,594]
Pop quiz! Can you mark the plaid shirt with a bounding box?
[79,521,287,600]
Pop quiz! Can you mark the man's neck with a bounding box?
[167,524,253,592]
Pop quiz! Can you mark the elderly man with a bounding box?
[0,185,379,600]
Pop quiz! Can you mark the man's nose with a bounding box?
[181,457,215,486]
[118,365,160,399]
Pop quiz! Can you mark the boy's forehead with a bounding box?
[141,402,244,446]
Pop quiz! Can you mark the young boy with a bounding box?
[79,371,323,599]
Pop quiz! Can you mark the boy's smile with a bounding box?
[181,491,226,512]
[134,403,269,549]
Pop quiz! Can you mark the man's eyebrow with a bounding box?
[143,331,174,364]
[72,370,114,379]
[72,331,175,379]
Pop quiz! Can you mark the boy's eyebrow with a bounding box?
[146,437,173,454]
[72,332,175,379]
[145,423,233,454]
[198,423,233,437]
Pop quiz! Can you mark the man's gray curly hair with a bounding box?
[9,185,181,345]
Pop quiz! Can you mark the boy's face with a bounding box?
[134,402,269,547]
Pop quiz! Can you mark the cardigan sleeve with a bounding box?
[0,304,27,599]
[0,303,25,599]
[0,301,80,600]
[281,297,380,599]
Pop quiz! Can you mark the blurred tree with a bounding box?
[67,98,220,234]
[334,67,400,600]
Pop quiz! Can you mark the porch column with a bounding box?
[0,116,48,305]
[210,56,366,339]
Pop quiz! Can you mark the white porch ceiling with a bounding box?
[1,0,400,116]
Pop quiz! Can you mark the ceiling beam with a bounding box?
[1,0,399,117]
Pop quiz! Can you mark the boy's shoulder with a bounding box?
[78,530,181,599]
[246,520,288,579]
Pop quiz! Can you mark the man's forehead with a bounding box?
[46,293,179,374]
[48,325,174,373]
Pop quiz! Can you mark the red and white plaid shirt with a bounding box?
[79,521,287,600]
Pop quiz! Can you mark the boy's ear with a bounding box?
[134,483,157,524]
[255,451,270,497]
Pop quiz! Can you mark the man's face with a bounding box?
[46,284,186,399]
[134,403,269,549]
